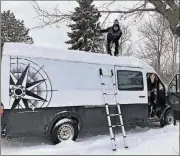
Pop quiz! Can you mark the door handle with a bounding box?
[139,96,146,98]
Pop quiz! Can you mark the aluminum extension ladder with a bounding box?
[99,68,128,151]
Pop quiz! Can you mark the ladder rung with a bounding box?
[110,124,123,128]
[99,69,114,76]
[105,103,119,105]
[101,83,116,86]
[105,103,118,106]
[103,93,117,95]
[107,114,121,117]
[101,73,113,77]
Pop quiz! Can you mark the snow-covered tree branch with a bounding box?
[31,0,180,38]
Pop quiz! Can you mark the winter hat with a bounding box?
[113,19,119,25]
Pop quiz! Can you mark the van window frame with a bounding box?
[116,69,144,91]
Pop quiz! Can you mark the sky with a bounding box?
[1,1,146,49]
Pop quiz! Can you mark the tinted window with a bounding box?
[117,70,144,91]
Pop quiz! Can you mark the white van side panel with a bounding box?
[1,55,10,107]
[4,56,117,109]
[3,55,150,110]
[48,59,114,107]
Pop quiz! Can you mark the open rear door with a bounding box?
[167,74,180,120]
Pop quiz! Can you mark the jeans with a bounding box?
[107,33,119,56]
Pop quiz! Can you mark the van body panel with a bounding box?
[0,43,162,138]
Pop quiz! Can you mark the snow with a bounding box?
[1,122,179,155]
[165,4,171,10]
[2,43,154,71]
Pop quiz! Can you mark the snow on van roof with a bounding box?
[3,43,154,70]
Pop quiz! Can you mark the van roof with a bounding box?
[3,43,154,70]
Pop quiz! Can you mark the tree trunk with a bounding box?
[157,52,161,75]
[179,40,180,74]
[148,0,180,38]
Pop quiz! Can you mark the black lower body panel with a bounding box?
[1,103,148,138]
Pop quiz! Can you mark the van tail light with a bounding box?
[0,103,4,117]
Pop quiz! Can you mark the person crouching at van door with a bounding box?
[98,19,122,56]
[147,73,157,117]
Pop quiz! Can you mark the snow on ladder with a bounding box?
[99,68,128,151]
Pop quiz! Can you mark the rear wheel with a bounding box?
[51,118,79,144]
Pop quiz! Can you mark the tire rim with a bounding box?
[57,124,74,141]
[166,115,174,125]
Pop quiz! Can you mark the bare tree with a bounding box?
[30,0,179,72]
[119,25,133,56]
[31,0,180,38]
[100,0,180,38]
[166,28,179,75]
[147,0,180,38]
[137,14,168,74]
[179,40,180,74]
[136,13,179,82]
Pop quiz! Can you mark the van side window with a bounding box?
[117,70,144,91]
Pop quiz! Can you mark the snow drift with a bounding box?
[1,122,179,155]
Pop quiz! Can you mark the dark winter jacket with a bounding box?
[100,25,122,40]
[147,77,157,91]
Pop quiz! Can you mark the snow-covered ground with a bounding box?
[1,122,179,155]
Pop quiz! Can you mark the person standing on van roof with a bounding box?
[98,19,122,56]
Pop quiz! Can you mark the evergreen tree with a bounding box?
[1,10,33,52]
[65,0,102,53]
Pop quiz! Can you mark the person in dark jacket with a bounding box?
[147,73,157,117]
[99,19,122,56]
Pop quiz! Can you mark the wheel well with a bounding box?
[50,116,79,135]
[160,107,173,119]
[165,108,173,114]
[166,105,173,111]
[160,106,172,120]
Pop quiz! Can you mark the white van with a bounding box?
[1,43,179,144]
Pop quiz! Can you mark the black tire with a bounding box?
[164,109,174,125]
[51,118,79,145]
[160,109,174,127]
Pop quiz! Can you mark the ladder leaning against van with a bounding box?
[99,68,128,151]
